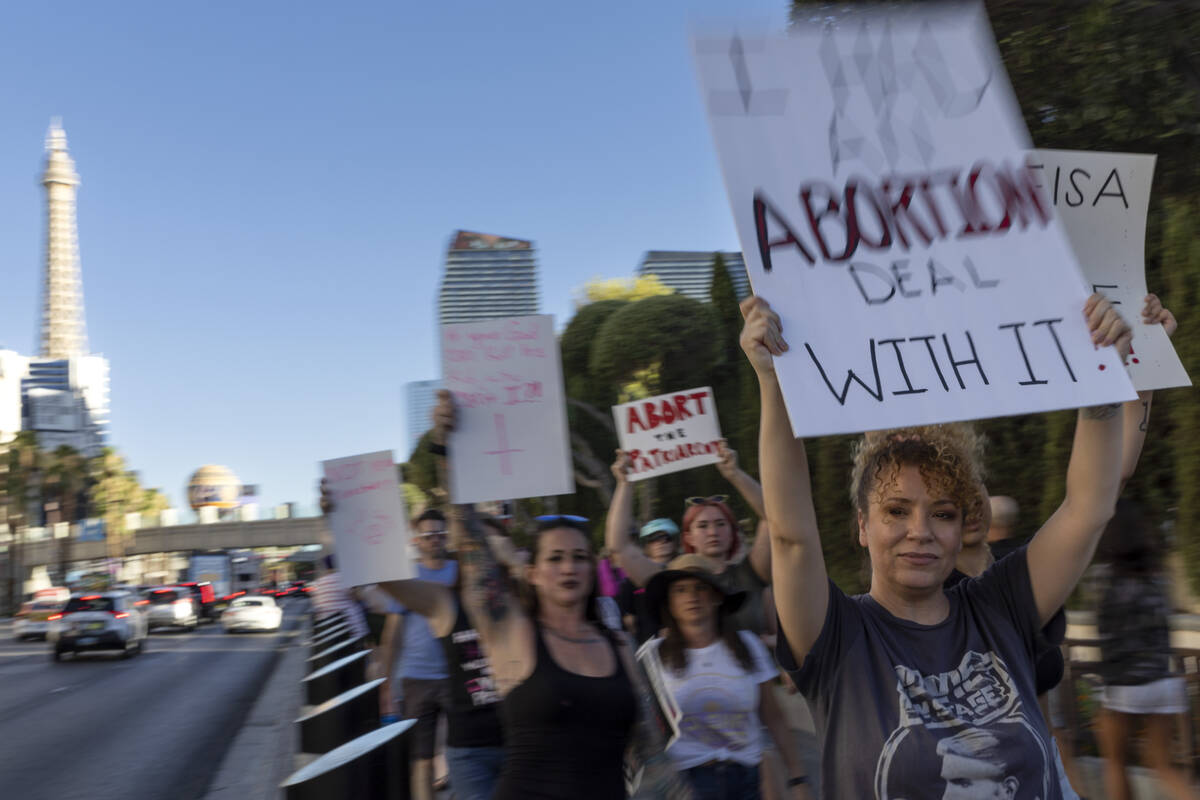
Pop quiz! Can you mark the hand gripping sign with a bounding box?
[321,450,411,587]
[613,387,722,481]
[693,5,1134,437]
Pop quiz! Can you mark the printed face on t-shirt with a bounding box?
[937,729,1020,800]
[860,464,962,595]
[685,507,733,561]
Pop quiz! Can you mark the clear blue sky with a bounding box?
[0,0,787,514]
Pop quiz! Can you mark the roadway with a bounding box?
[0,598,306,800]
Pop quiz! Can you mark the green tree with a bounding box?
[709,254,746,454]
[789,0,1200,590]
[43,445,88,584]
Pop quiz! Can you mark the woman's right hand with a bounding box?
[740,296,787,376]
[611,449,631,484]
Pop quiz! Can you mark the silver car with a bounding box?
[49,592,148,661]
[142,586,199,632]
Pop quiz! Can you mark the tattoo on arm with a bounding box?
[455,507,511,624]
[1138,400,1150,432]
[1083,403,1121,420]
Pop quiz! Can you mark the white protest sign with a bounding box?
[693,6,1135,437]
[441,314,574,504]
[1029,149,1189,391]
[321,450,411,587]
[613,387,722,481]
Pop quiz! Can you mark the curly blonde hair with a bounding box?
[849,423,986,521]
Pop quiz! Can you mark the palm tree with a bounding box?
[43,445,87,585]
[1,431,40,611]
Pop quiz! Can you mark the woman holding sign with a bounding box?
[741,292,1136,799]
[428,392,690,800]
[607,441,775,635]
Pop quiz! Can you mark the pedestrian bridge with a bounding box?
[12,516,331,569]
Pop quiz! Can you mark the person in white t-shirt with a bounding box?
[642,554,811,800]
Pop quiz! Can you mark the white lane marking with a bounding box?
[50,686,73,693]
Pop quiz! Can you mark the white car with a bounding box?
[14,599,64,640]
[221,595,283,633]
[49,592,148,661]
[142,586,200,632]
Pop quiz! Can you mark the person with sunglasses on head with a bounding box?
[617,518,681,644]
[375,507,458,800]
[607,440,774,635]
[426,391,686,800]
[643,554,812,800]
[740,292,1140,799]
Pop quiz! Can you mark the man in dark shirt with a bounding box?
[615,519,678,644]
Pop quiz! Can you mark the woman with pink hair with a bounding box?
[606,441,773,635]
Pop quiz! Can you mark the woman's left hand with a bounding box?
[1142,292,1178,338]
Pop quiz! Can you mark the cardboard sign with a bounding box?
[1029,150,1190,391]
[693,6,1135,438]
[613,387,722,481]
[441,315,574,504]
[321,450,411,587]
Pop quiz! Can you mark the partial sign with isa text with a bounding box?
[1029,149,1189,391]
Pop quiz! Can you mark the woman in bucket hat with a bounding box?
[642,555,811,800]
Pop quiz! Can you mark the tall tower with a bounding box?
[438,230,539,325]
[39,120,88,359]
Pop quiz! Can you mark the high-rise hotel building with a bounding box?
[438,230,539,325]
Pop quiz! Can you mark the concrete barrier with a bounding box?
[281,719,415,799]
[303,649,370,706]
[297,677,385,755]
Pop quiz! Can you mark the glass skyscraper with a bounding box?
[636,251,751,303]
[438,230,539,325]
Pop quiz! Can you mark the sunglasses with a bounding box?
[685,495,729,507]
[644,533,675,545]
[417,530,448,539]
[534,514,590,532]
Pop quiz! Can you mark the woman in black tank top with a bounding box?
[457,514,638,800]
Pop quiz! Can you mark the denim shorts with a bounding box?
[444,745,505,800]
[684,760,761,800]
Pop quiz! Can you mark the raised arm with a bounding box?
[741,297,827,662]
[431,391,534,695]
[375,579,457,638]
[1119,294,1176,488]
[716,439,766,519]
[1027,294,1132,625]
[604,450,666,587]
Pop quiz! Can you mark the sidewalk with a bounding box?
[202,618,307,800]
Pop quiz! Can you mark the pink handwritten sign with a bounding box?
[441,315,574,504]
[321,450,412,587]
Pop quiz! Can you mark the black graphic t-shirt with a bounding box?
[439,600,503,748]
[779,550,1059,800]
